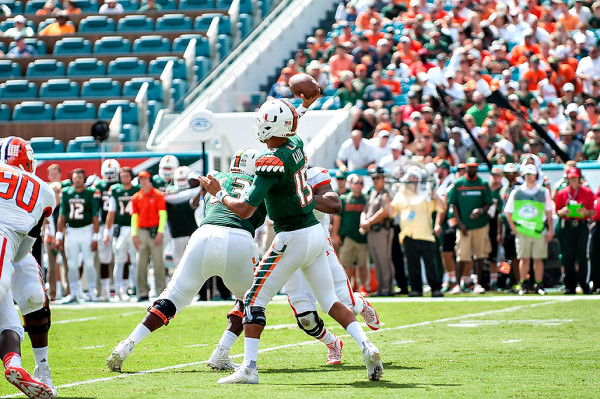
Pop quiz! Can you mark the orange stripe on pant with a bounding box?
[0,236,7,280]
[248,254,281,306]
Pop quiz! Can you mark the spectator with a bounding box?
[363,70,394,131]
[131,170,167,301]
[466,91,492,127]
[381,0,406,21]
[328,44,355,86]
[39,11,75,36]
[63,0,81,14]
[267,67,294,99]
[99,0,125,14]
[378,135,406,170]
[555,167,595,295]
[304,37,323,63]
[138,0,162,12]
[582,124,600,160]
[336,130,377,172]
[306,60,327,93]
[334,170,348,196]
[557,124,583,161]
[576,45,600,96]
[4,15,34,37]
[7,35,37,58]
[504,164,554,295]
[352,36,379,76]
[36,1,59,16]
[356,2,381,31]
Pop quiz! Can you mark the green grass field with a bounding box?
[1,296,599,398]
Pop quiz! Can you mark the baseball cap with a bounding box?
[335,170,347,179]
[369,166,386,177]
[281,67,293,74]
[417,48,429,56]
[390,136,404,150]
[377,38,389,47]
[13,15,26,23]
[560,124,575,135]
[566,167,581,178]
[466,157,479,167]
[306,37,317,44]
[399,36,411,44]
[521,164,538,176]
[563,83,575,92]
[378,130,391,137]
[138,170,151,179]
[503,163,519,173]
[491,166,503,175]
[436,159,450,170]
[356,64,367,71]
[538,118,549,126]
[565,103,579,115]
[457,163,466,170]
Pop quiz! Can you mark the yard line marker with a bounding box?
[53,312,139,325]
[393,340,415,345]
[81,345,105,350]
[0,298,577,398]
[502,340,522,343]
[183,344,208,348]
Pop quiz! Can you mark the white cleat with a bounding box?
[472,284,486,295]
[5,366,54,399]
[33,366,57,398]
[361,340,383,382]
[326,337,343,365]
[217,365,259,384]
[106,339,135,372]
[207,346,239,370]
[360,297,381,330]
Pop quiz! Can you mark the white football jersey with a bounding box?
[307,166,331,238]
[0,164,56,244]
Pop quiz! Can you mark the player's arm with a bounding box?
[313,183,342,214]
[104,196,117,244]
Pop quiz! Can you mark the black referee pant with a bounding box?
[403,237,441,294]
[559,220,590,293]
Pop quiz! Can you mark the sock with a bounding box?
[345,321,368,350]
[351,293,365,315]
[128,323,151,345]
[490,273,498,285]
[318,329,336,346]
[460,276,469,287]
[218,330,239,351]
[101,278,110,296]
[448,271,456,283]
[3,353,21,369]
[70,281,80,298]
[242,337,260,368]
[32,347,49,369]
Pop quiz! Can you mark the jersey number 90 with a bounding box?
[0,166,40,212]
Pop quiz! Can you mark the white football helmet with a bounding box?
[101,159,120,182]
[173,166,191,190]
[159,155,179,181]
[254,99,299,142]
[230,148,259,175]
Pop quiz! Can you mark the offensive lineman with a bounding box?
[56,169,100,303]
[200,97,383,384]
[106,149,267,372]
[152,155,179,193]
[103,167,140,301]
[93,159,120,301]
[0,136,57,398]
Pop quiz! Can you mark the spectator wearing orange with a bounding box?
[394,36,418,65]
[328,44,355,87]
[510,31,541,66]
[365,18,385,47]
[36,1,59,16]
[558,2,579,31]
[355,2,381,32]
[547,56,576,97]
[381,68,401,94]
[313,29,330,52]
[338,20,355,43]
[431,0,448,20]
[523,56,547,91]
[130,170,167,301]
[39,11,75,36]
[63,0,81,14]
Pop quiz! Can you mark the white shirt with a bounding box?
[337,138,377,171]
[570,6,591,22]
[436,173,455,197]
[99,3,125,14]
[576,56,600,94]
[445,81,466,100]
[378,154,406,171]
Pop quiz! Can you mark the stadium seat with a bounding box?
[54,100,97,120]
[81,77,122,97]
[155,14,193,31]
[53,37,93,55]
[0,0,24,14]
[12,101,53,121]
[178,0,213,10]
[8,38,47,55]
[79,15,116,33]
[0,16,35,32]
[172,34,210,56]
[217,34,231,58]
[123,77,162,101]
[67,58,106,76]
[28,137,65,153]
[0,42,5,54]
[93,36,132,54]
[238,13,252,39]
[39,78,80,98]
[72,0,99,12]
[0,79,37,99]
[107,57,147,76]
[132,35,171,53]
[154,0,177,10]
[195,56,209,80]
[120,124,139,143]
[26,59,66,77]
[148,56,186,80]
[117,15,154,32]
[216,0,253,13]
[67,136,98,152]
[193,13,221,31]
[147,99,161,131]
[259,0,272,16]
[0,60,21,78]
[120,0,139,11]
[98,99,138,124]
[0,103,10,121]
[24,0,46,13]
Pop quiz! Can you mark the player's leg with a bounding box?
[97,225,113,301]
[112,229,128,301]
[79,225,97,301]
[208,300,244,370]
[63,227,81,303]
[136,229,152,300]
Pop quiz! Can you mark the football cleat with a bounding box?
[217,365,259,384]
[61,294,79,304]
[5,366,54,399]
[207,346,239,370]
[360,297,380,330]
[326,337,343,365]
[472,284,486,295]
[106,339,135,372]
[33,366,57,398]
[361,340,383,382]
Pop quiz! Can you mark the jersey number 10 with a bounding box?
[0,167,40,212]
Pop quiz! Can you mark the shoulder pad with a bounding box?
[255,155,285,174]
[307,167,330,189]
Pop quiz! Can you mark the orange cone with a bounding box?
[368,267,378,294]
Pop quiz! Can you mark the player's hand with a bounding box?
[199,174,222,196]
[301,91,320,108]
[133,235,140,251]
[55,239,64,252]
[459,223,468,236]
[434,224,442,237]
[360,221,370,232]
[154,232,163,246]
[545,231,554,242]
[470,208,483,219]
[91,241,98,252]
[103,235,111,245]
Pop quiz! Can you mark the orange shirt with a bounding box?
[510,44,541,66]
[381,78,401,94]
[550,64,576,94]
[523,68,547,91]
[356,11,381,31]
[558,13,579,31]
[39,23,76,36]
[131,187,166,228]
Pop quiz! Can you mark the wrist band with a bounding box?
[215,189,229,203]
[296,105,308,117]
[92,233,99,242]
[55,232,64,241]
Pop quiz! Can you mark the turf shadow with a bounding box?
[260,363,420,374]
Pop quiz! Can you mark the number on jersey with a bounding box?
[0,166,40,212]
[208,177,252,205]
[294,168,313,207]
[69,202,85,220]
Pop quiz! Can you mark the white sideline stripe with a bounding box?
[502,340,522,343]
[183,344,208,348]
[393,340,415,345]
[53,312,139,325]
[81,345,105,350]
[0,299,574,398]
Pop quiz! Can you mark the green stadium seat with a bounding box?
[171,78,186,111]
[121,0,139,11]
[67,136,98,152]
[172,34,210,56]
[117,15,154,32]
[67,58,106,76]
[12,101,53,121]
[54,100,97,120]
[148,56,186,80]
[53,37,93,55]
[216,0,252,12]
[0,60,21,78]
[72,0,99,12]
[107,57,147,76]
[79,15,116,33]
[0,103,10,121]
[178,0,213,10]
[259,0,272,16]
[93,36,132,54]
[154,0,177,10]
[195,56,209,80]
[8,38,47,55]
[217,34,231,58]
[132,35,171,53]
[26,59,66,77]
[123,77,162,100]
[121,124,139,142]
[29,137,65,153]
[39,78,80,98]
[155,14,193,31]
[147,99,161,131]
[98,99,138,124]
[81,77,121,97]
[193,13,221,31]
[24,0,46,13]
[0,79,37,99]
[37,18,76,34]
[238,13,252,39]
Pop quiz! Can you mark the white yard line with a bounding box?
[0,297,578,398]
[53,312,139,325]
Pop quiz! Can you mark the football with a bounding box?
[289,73,321,99]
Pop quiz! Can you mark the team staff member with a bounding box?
[555,167,595,295]
[131,170,167,301]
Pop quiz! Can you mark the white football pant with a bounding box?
[65,225,96,296]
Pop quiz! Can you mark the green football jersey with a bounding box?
[447,175,493,230]
[110,184,140,226]
[93,179,116,224]
[59,186,99,228]
[245,135,318,234]
[152,174,172,193]
[201,171,267,237]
